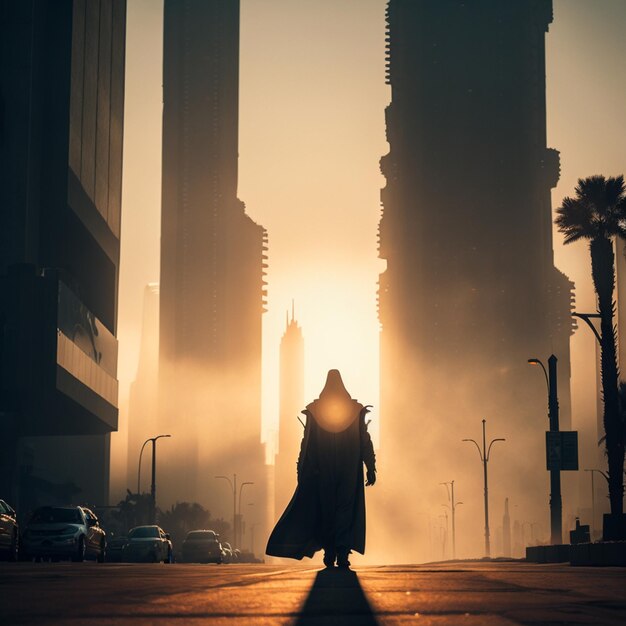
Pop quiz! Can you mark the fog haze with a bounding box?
[113,0,626,561]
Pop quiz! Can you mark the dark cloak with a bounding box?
[266,404,376,559]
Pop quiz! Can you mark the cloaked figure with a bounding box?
[266,369,377,568]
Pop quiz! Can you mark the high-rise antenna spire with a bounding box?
[291,299,295,323]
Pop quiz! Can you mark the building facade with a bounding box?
[159,0,268,542]
[274,306,305,521]
[127,283,160,496]
[377,0,574,558]
[0,0,126,511]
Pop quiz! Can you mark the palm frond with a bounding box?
[560,175,626,240]
[555,195,595,243]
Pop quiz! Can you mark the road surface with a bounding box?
[1,561,624,625]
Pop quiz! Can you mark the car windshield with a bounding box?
[186,531,216,540]
[29,507,82,524]
[129,526,159,539]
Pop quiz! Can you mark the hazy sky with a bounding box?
[114,0,626,487]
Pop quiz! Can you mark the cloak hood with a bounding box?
[306,369,363,433]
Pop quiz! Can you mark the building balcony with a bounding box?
[0,265,118,436]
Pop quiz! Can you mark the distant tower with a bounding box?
[127,283,160,494]
[159,0,268,528]
[274,303,305,520]
[378,0,574,557]
[503,498,511,558]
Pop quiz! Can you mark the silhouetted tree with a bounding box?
[555,175,626,516]
[159,502,231,551]
[111,491,153,531]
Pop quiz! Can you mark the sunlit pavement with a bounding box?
[1,561,625,625]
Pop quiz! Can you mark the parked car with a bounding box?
[122,525,172,563]
[181,530,223,563]
[105,533,128,562]
[22,506,106,562]
[0,500,19,561]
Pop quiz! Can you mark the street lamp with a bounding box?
[215,474,254,549]
[572,312,601,345]
[440,480,463,559]
[137,434,171,523]
[584,468,609,540]
[528,355,562,544]
[438,513,448,560]
[463,419,505,558]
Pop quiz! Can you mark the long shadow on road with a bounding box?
[293,568,379,626]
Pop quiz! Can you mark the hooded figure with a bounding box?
[266,369,377,568]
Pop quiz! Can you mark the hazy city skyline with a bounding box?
[115,0,626,551]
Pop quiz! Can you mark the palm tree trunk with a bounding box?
[590,236,624,516]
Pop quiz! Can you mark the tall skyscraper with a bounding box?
[127,283,160,494]
[159,0,268,536]
[378,0,574,557]
[274,305,305,521]
[0,0,126,510]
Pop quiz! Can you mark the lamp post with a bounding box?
[528,355,562,544]
[137,434,171,523]
[463,419,505,558]
[440,480,463,559]
[584,468,609,540]
[438,513,448,560]
[215,474,254,549]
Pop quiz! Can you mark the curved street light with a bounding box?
[584,468,609,539]
[462,419,505,558]
[137,434,171,523]
[215,474,254,549]
[527,354,562,545]
[440,480,463,559]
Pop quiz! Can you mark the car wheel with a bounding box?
[72,536,85,562]
[97,540,106,563]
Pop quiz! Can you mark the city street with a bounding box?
[1,561,624,625]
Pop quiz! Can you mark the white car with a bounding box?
[22,506,106,562]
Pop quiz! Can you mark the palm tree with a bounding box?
[555,175,626,517]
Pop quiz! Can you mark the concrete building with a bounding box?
[127,283,160,496]
[377,0,574,558]
[0,0,126,512]
[274,306,305,521]
[158,0,268,543]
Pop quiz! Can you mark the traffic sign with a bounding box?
[546,431,578,471]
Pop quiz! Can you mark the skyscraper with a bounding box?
[159,0,268,531]
[127,283,160,495]
[378,0,574,557]
[0,0,126,509]
[274,305,305,521]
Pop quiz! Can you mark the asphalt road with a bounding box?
[0,561,624,625]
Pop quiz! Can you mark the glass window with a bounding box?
[30,507,82,524]
[128,526,159,539]
[186,530,217,540]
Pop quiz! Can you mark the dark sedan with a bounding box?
[105,533,128,562]
[0,499,18,561]
[181,530,223,563]
[122,525,172,563]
